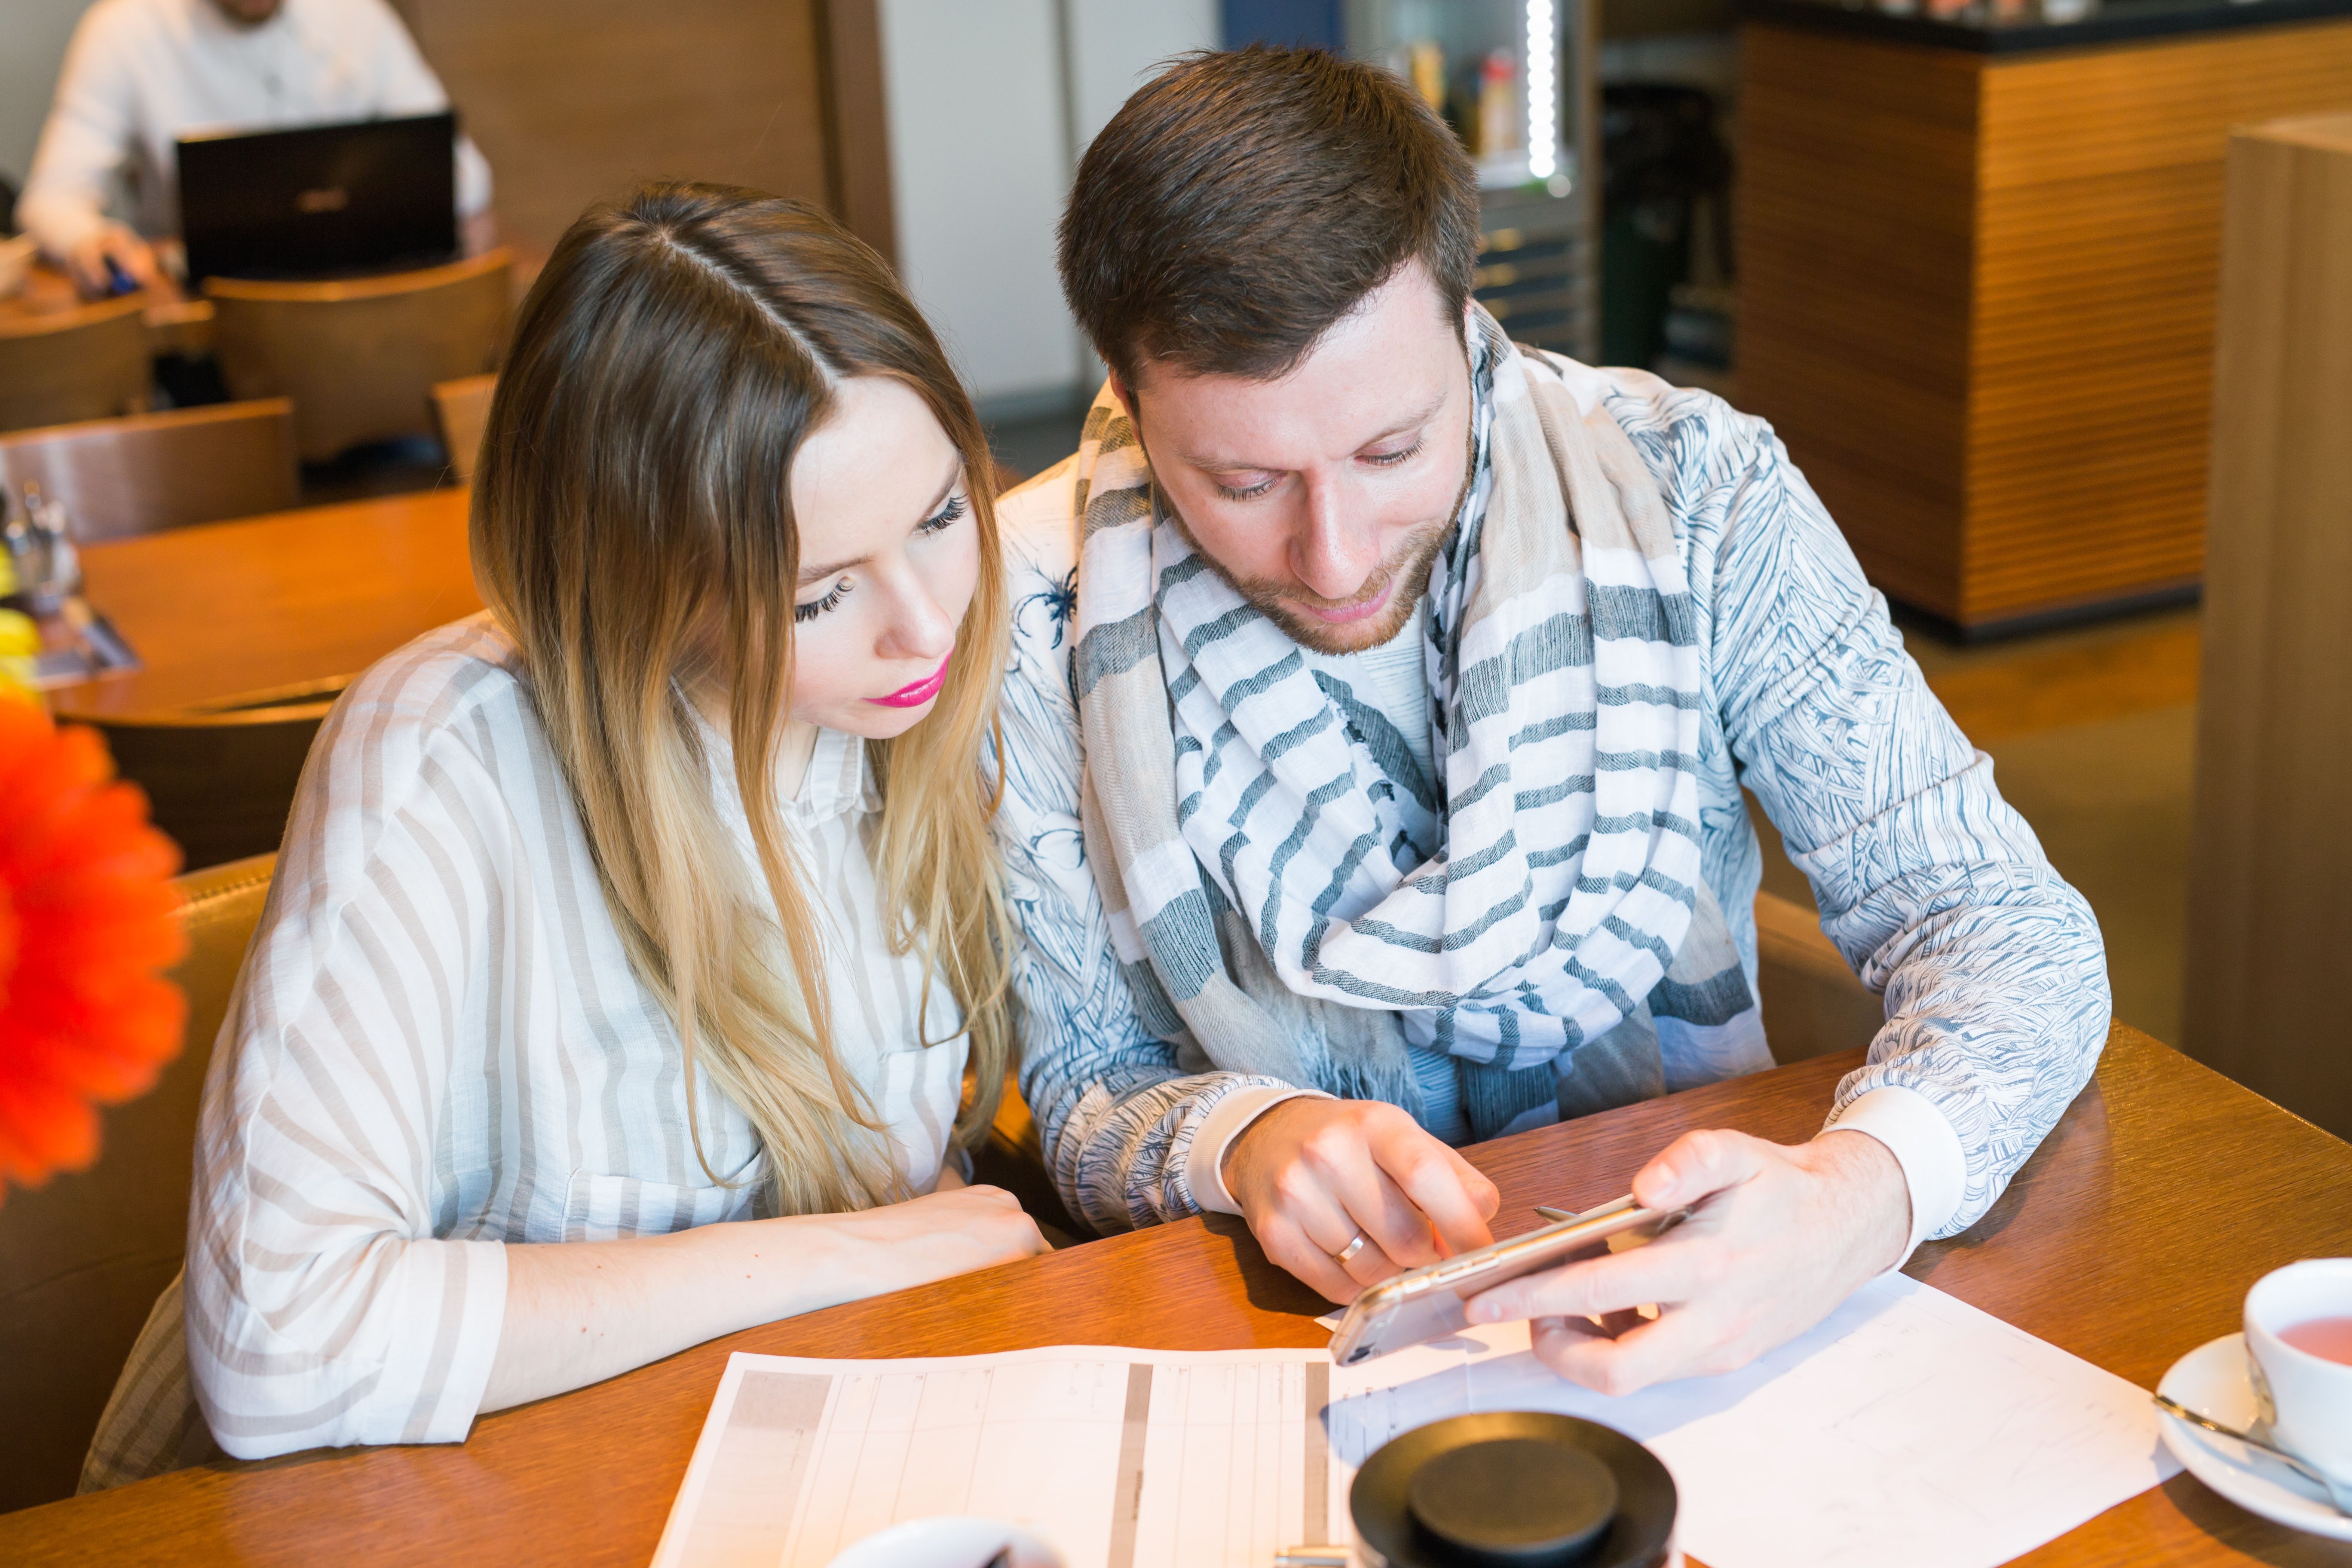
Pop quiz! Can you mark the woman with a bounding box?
[83,183,1047,1487]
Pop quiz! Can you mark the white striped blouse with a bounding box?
[86,613,969,1483]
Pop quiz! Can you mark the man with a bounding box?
[991,46,2110,1395]
[17,0,493,296]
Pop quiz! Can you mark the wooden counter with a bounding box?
[1738,9,2352,633]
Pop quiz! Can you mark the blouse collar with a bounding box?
[784,725,878,825]
[690,705,877,828]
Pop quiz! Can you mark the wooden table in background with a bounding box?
[2,1026,2345,1566]
[49,486,477,722]
[1,261,215,358]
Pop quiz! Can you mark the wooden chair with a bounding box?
[0,401,299,544]
[0,853,275,1512]
[973,1071,1082,1245]
[430,372,497,482]
[1754,889,1885,1063]
[0,297,150,435]
[92,694,334,871]
[206,249,512,463]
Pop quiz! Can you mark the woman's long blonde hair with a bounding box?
[471,183,1014,1216]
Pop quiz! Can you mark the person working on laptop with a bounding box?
[16,0,492,297]
[993,46,2111,1394]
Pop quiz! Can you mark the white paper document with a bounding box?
[651,1275,2175,1568]
[1327,1273,2179,1568]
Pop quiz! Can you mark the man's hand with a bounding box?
[1223,1097,1500,1303]
[65,224,167,299]
[1463,1127,1910,1394]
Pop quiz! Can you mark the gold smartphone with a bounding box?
[1324,1197,1685,1366]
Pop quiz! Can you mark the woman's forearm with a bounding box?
[480,1185,1044,1414]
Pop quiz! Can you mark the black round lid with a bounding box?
[1351,1412,1676,1568]
[1406,1438,1618,1565]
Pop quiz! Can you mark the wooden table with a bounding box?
[2,260,215,357]
[3,1025,2345,1565]
[50,486,477,722]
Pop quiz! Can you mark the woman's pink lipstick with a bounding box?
[868,652,953,708]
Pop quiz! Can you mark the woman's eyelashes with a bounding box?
[795,579,851,624]
[916,492,968,535]
[795,492,967,624]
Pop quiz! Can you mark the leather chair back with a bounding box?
[93,699,331,872]
[0,296,150,435]
[0,400,299,544]
[208,248,512,462]
[1754,889,1886,1062]
[0,854,274,1513]
[430,372,496,483]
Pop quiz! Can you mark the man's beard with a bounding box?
[1165,469,1472,655]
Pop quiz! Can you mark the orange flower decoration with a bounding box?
[0,695,187,1200]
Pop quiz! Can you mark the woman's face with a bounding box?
[783,376,980,740]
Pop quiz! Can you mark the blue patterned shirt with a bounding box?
[988,365,2110,1246]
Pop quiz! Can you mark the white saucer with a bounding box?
[2157,1332,2352,1541]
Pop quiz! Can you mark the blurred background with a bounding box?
[5,0,2347,1131]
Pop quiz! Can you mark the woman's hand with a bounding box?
[821,1184,1050,1298]
[482,1184,1049,1414]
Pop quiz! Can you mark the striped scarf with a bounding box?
[1072,311,1767,1142]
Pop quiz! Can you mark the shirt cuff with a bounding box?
[1824,1085,1966,1267]
[1185,1086,1331,1216]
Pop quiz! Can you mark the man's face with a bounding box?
[209,0,285,26]
[1124,260,1473,655]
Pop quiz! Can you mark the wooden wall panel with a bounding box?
[2184,115,2352,1142]
[1965,24,2352,623]
[1738,27,1981,617]
[1740,18,2352,630]
[391,0,837,263]
[815,0,896,267]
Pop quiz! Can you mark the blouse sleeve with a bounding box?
[183,674,517,1458]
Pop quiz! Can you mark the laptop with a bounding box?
[176,112,458,285]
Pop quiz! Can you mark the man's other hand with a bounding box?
[1223,1097,1500,1302]
[1462,1127,1910,1394]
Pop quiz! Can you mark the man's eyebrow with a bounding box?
[1178,392,1446,472]
[796,456,964,585]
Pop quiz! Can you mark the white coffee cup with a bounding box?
[826,1517,1064,1568]
[2244,1258,2352,1485]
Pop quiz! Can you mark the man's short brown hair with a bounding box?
[1058,45,1481,389]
